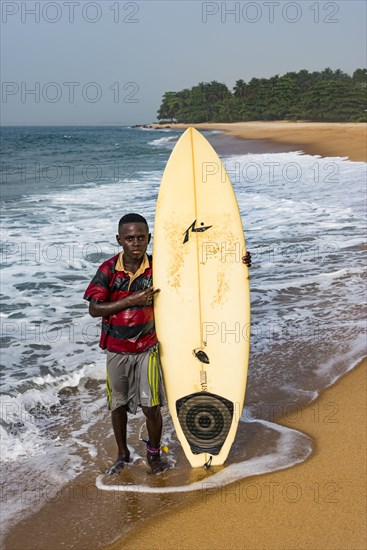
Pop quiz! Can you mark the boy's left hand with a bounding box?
[242,251,252,267]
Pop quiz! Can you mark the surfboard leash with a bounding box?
[138,422,169,454]
[204,456,213,469]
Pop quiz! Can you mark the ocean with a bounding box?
[1,126,366,548]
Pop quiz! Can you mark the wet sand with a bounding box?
[153,121,367,162]
[108,359,366,550]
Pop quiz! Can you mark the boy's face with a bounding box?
[116,222,150,262]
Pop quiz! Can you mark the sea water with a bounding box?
[1,126,366,542]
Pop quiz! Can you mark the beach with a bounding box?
[2,125,366,550]
[108,359,367,550]
[153,122,367,162]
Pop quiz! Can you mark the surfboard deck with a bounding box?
[153,127,250,467]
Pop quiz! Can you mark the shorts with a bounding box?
[106,345,165,414]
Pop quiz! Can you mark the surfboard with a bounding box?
[153,127,250,467]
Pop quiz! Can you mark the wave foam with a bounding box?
[96,418,312,493]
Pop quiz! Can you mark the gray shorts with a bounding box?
[106,345,165,414]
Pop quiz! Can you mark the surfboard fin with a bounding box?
[193,348,210,364]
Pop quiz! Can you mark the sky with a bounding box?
[1,0,366,125]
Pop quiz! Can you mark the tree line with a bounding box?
[157,68,367,123]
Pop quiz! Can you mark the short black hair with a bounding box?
[118,213,149,231]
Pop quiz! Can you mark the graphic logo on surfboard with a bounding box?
[183,219,212,244]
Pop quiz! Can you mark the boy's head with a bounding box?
[118,213,149,232]
[116,213,151,261]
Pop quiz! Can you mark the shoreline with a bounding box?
[151,121,367,162]
[108,358,367,550]
[4,359,365,549]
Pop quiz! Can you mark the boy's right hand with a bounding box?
[129,286,160,307]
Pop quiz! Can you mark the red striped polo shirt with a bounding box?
[83,253,157,353]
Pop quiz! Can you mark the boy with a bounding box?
[84,213,165,474]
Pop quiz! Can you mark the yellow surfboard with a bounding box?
[153,128,250,467]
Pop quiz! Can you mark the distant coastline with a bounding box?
[146,121,367,162]
[155,70,366,126]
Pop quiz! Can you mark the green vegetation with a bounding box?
[157,68,367,123]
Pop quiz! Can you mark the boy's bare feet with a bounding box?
[106,453,130,475]
[147,452,169,474]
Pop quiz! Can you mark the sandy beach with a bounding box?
[153,122,367,162]
[108,359,366,550]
